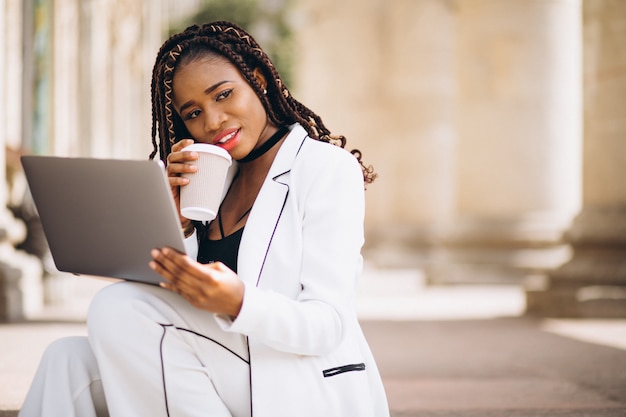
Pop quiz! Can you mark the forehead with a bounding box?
[171,56,245,101]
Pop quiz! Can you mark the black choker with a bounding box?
[237,125,289,163]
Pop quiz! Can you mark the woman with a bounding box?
[19,21,388,417]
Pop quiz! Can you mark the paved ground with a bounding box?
[364,319,626,416]
[1,269,626,416]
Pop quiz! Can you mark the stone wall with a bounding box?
[0,0,166,320]
[292,0,458,265]
[292,0,582,286]
[526,0,626,317]
[2,0,624,318]
[292,0,625,316]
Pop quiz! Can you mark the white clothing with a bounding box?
[20,282,252,417]
[204,124,389,416]
[18,337,109,417]
[88,282,252,417]
[19,124,389,417]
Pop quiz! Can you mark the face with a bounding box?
[171,55,273,159]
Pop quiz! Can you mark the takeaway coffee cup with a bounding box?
[180,143,232,221]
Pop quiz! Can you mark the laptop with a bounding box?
[21,155,187,285]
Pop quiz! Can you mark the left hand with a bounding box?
[150,247,244,318]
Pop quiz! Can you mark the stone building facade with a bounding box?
[0,0,166,320]
[1,0,624,320]
[292,0,626,317]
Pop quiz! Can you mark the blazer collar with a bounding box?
[265,123,308,180]
[237,123,308,284]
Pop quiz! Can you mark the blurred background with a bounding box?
[0,0,625,322]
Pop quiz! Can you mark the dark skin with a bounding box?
[149,54,287,318]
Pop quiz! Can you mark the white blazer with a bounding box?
[187,124,389,417]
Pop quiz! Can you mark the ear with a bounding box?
[252,68,267,91]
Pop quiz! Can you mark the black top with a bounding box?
[197,227,244,273]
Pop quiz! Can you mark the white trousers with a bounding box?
[19,282,251,417]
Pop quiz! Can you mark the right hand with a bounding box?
[166,139,198,228]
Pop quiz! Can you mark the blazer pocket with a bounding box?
[322,363,366,378]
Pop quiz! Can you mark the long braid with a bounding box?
[149,28,199,159]
[150,21,377,184]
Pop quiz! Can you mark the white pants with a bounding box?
[19,282,251,417]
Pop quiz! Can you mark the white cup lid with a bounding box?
[182,143,232,162]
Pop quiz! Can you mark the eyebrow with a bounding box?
[178,80,232,114]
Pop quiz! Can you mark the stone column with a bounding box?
[428,0,583,285]
[292,0,457,267]
[1,0,5,167]
[77,0,163,159]
[526,0,626,317]
[51,0,80,156]
[367,0,457,267]
[109,0,164,159]
[0,0,44,321]
[80,0,113,158]
[33,0,82,304]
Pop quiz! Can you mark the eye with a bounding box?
[216,88,233,101]
[186,109,201,120]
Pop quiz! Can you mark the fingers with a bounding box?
[170,138,195,153]
[150,247,195,281]
[151,248,212,307]
[149,248,243,316]
[166,139,199,178]
[151,248,216,293]
[165,139,197,220]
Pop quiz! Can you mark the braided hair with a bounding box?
[149,21,376,184]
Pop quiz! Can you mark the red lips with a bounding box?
[213,128,240,152]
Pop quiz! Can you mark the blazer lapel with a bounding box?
[237,124,308,286]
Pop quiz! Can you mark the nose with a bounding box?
[203,108,226,134]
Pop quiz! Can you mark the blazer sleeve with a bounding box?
[216,145,365,356]
[183,229,199,260]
